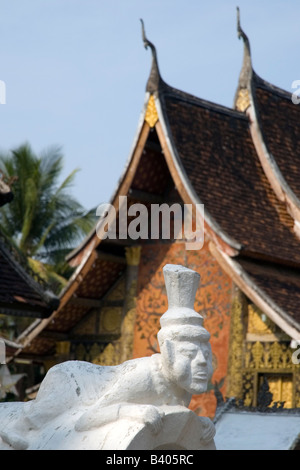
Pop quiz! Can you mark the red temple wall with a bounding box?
[133,240,232,418]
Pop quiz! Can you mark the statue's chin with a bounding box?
[185,381,208,395]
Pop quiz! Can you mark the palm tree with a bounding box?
[0,143,97,293]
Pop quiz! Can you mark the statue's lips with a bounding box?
[194,374,208,381]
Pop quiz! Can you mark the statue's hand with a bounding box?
[198,416,216,443]
[138,405,165,435]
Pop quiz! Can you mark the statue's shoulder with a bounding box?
[42,360,117,391]
[119,355,158,375]
[44,357,157,396]
[50,360,102,371]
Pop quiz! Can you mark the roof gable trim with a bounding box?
[209,241,300,340]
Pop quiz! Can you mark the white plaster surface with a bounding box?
[0,404,215,450]
[215,411,300,450]
[0,264,216,451]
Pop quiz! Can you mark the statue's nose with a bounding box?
[196,349,207,365]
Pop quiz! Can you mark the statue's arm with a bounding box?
[75,402,164,434]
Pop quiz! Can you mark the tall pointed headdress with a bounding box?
[158,264,210,343]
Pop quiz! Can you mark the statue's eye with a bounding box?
[178,347,197,359]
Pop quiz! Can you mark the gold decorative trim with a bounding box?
[93,343,119,366]
[227,291,299,408]
[247,304,274,335]
[267,375,293,409]
[125,246,141,266]
[55,341,70,356]
[226,290,245,398]
[236,88,250,112]
[145,95,158,128]
[245,341,297,370]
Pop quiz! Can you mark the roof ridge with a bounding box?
[253,72,293,100]
[161,83,248,121]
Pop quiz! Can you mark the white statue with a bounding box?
[0,264,216,450]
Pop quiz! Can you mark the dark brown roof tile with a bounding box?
[254,76,300,202]
[161,86,300,266]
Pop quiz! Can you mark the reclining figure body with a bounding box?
[0,264,215,450]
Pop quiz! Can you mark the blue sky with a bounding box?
[0,1,298,211]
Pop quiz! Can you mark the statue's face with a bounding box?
[162,339,213,395]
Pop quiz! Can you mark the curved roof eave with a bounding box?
[209,241,300,341]
[247,76,300,230]
[234,8,300,232]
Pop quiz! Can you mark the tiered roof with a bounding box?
[0,180,59,358]
[0,234,59,318]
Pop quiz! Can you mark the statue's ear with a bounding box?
[162,339,174,364]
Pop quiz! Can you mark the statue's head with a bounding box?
[157,264,213,395]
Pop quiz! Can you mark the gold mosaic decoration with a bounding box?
[247,304,274,335]
[94,343,119,366]
[125,246,141,266]
[245,341,296,371]
[242,373,255,407]
[56,341,71,356]
[226,292,245,399]
[295,375,300,407]
[267,375,293,409]
[227,291,300,408]
[145,95,158,128]
[235,88,250,112]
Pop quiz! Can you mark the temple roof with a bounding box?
[234,8,300,234]
[0,233,59,318]
[254,77,300,204]
[0,179,59,362]
[160,84,300,266]
[11,14,300,361]
[251,74,300,217]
